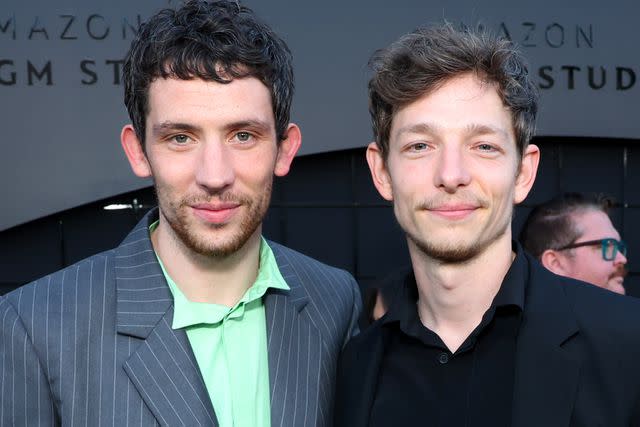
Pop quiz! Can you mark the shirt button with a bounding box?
[438,352,449,364]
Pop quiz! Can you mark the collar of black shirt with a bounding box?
[381,241,528,351]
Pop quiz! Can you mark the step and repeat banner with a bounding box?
[1,0,638,230]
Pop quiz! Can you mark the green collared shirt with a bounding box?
[151,223,288,427]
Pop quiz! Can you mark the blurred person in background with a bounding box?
[359,269,408,328]
[520,193,628,294]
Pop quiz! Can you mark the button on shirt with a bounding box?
[153,227,288,427]
[370,248,527,427]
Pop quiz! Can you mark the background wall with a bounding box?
[1,0,638,231]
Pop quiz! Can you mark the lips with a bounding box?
[428,204,479,220]
[191,202,241,224]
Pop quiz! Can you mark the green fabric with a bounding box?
[150,222,288,427]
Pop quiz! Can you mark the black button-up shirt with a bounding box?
[370,246,528,427]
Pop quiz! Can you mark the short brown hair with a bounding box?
[368,23,538,159]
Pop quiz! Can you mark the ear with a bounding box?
[366,142,393,201]
[514,143,540,204]
[274,123,302,177]
[540,249,570,276]
[121,124,151,178]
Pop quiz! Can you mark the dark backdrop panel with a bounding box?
[0,216,62,294]
[2,136,640,299]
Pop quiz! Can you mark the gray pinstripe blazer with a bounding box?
[0,210,361,426]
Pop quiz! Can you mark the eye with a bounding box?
[408,142,429,152]
[172,134,191,144]
[234,131,253,143]
[477,143,496,151]
[473,142,503,156]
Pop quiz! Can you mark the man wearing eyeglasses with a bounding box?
[520,193,628,294]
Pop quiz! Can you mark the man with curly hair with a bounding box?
[1,2,360,426]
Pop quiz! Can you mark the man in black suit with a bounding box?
[335,23,640,427]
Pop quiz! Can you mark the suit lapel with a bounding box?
[512,258,581,427]
[267,243,327,427]
[115,211,218,427]
[123,306,218,426]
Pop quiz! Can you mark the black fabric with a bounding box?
[335,242,640,427]
[368,250,525,427]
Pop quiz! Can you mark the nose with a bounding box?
[433,144,471,193]
[195,140,235,193]
[614,248,627,265]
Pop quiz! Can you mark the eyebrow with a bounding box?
[223,119,274,134]
[150,119,274,137]
[394,122,510,139]
[463,123,510,139]
[394,122,439,139]
[151,121,202,137]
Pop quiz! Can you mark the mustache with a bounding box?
[610,265,628,279]
[179,191,252,207]
[416,194,489,210]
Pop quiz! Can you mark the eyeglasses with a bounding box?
[557,238,627,261]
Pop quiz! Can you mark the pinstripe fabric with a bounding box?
[0,210,361,427]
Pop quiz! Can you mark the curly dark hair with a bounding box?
[123,0,294,145]
[368,23,538,159]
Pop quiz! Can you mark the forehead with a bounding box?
[146,77,275,125]
[573,209,620,240]
[390,73,514,142]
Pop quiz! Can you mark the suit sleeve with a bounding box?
[341,274,362,349]
[0,295,57,426]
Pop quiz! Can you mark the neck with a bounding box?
[151,219,262,307]
[410,233,515,352]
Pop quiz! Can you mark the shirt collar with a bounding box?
[149,221,289,329]
[494,241,527,311]
[383,241,528,327]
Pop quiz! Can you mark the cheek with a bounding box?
[240,164,275,189]
[482,172,518,208]
[235,151,277,181]
[149,151,197,182]
[154,165,193,191]
[390,179,418,213]
[598,261,615,277]
[575,256,608,280]
[390,163,426,196]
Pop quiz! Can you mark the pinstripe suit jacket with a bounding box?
[0,210,361,427]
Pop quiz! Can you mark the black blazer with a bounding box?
[336,252,640,427]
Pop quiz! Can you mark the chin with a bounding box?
[606,281,626,295]
[410,236,482,264]
[185,233,252,257]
